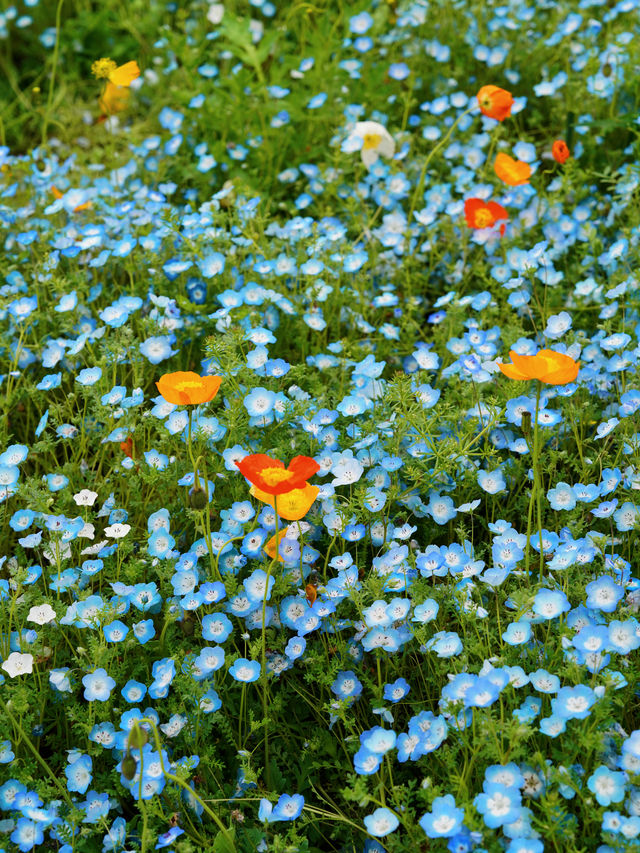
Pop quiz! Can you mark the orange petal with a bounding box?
[109,60,140,87]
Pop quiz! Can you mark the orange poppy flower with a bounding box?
[494,153,531,186]
[498,350,579,385]
[51,186,92,211]
[464,198,508,231]
[305,583,318,606]
[250,482,320,521]
[156,372,222,406]
[99,81,131,115]
[264,530,287,562]
[551,140,570,165]
[108,61,140,87]
[477,85,514,121]
[236,454,320,496]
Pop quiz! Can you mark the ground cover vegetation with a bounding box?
[1,0,640,851]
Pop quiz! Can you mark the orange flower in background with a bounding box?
[498,350,579,385]
[464,198,508,232]
[552,140,570,165]
[99,81,131,115]
[51,186,92,211]
[236,454,320,496]
[156,372,222,405]
[264,530,287,562]
[494,153,531,186]
[250,482,320,521]
[477,85,514,121]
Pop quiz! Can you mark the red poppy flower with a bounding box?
[476,85,514,121]
[551,140,570,165]
[236,454,320,495]
[464,198,508,232]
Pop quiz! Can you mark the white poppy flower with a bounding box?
[350,121,395,167]
[2,652,34,677]
[27,603,57,625]
[73,489,98,506]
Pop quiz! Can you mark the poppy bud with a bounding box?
[189,486,208,510]
[121,754,137,780]
[551,140,570,165]
[521,410,532,438]
[127,726,148,750]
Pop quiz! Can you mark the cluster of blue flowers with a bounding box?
[1,0,640,849]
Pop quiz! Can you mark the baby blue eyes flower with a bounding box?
[419,794,464,838]
[364,807,399,837]
[82,669,116,702]
[502,621,532,646]
[532,588,570,619]
[196,252,225,278]
[477,468,506,494]
[65,752,92,793]
[228,658,261,683]
[587,766,626,806]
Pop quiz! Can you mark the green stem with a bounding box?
[41,0,65,146]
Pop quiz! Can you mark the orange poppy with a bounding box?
[51,186,92,211]
[464,198,508,231]
[250,482,320,520]
[156,372,222,406]
[108,61,140,87]
[305,583,318,606]
[552,140,570,165]
[477,85,514,121]
[264,530,287,562]
[236,454,319,495]
[498,350,579,385]
[494,153,531,186]
[99,81,131,115]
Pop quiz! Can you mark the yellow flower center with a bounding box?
[475,208,493,228]
[174,379,203,392]
[92,58,117,80]
[260,467,294,487]
[362,133,382,150]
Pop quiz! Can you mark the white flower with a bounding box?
[78,522,95,540]
[81,540,109,555]
[27,603,57,625]
[104,523,131,539]
[2,652,34,677]
[73,489,98,507]
[347,121,395,168]
[207,3,224,24]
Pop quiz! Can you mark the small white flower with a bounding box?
[207,3,224,24]
[104,524,131,539]
[347,121,395,168]
[73,489,98,507]
[2,652,34,677]
[27,603,57,625]
[81,540,109,555]
[78,522,95,540]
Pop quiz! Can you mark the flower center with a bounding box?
[475,208,494,227]
[362,133,382,150]
[260,467,294,486]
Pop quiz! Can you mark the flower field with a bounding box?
[1,0,640,851]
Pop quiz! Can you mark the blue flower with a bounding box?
[228,658,261,683]
[474,783,522,828]
[76,366,102,386]
[82,669,116,702]
[65,752,92,793]
[587,765,626,806]
[364,807,399,837]
[419,794,464,838]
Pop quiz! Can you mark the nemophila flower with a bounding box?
[499,349,579,384]
[1,652,34,677]
[552,139,570,164]
[477,85,514,120]
[236,453,319,495]
[76,366,102,386]
[547,482,577,511]
[551,685,596,720]
[82,668,116,701]
[494,152,531,186]
[502,621,532,645]
[585,575,624,612]
[27,603,56,625]
[228,658,261,683]
[0,740,14,763]
[464,198,508,232]
[65,752,92,794]
[10,818,44,852]
[587,766,626,806]
[474,783,522,828]
[533,588,570,619]
[364,807,399,837]
[419,794,464,838]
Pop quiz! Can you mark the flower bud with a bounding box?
[189,487,208,510]
[121,754,137,780]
